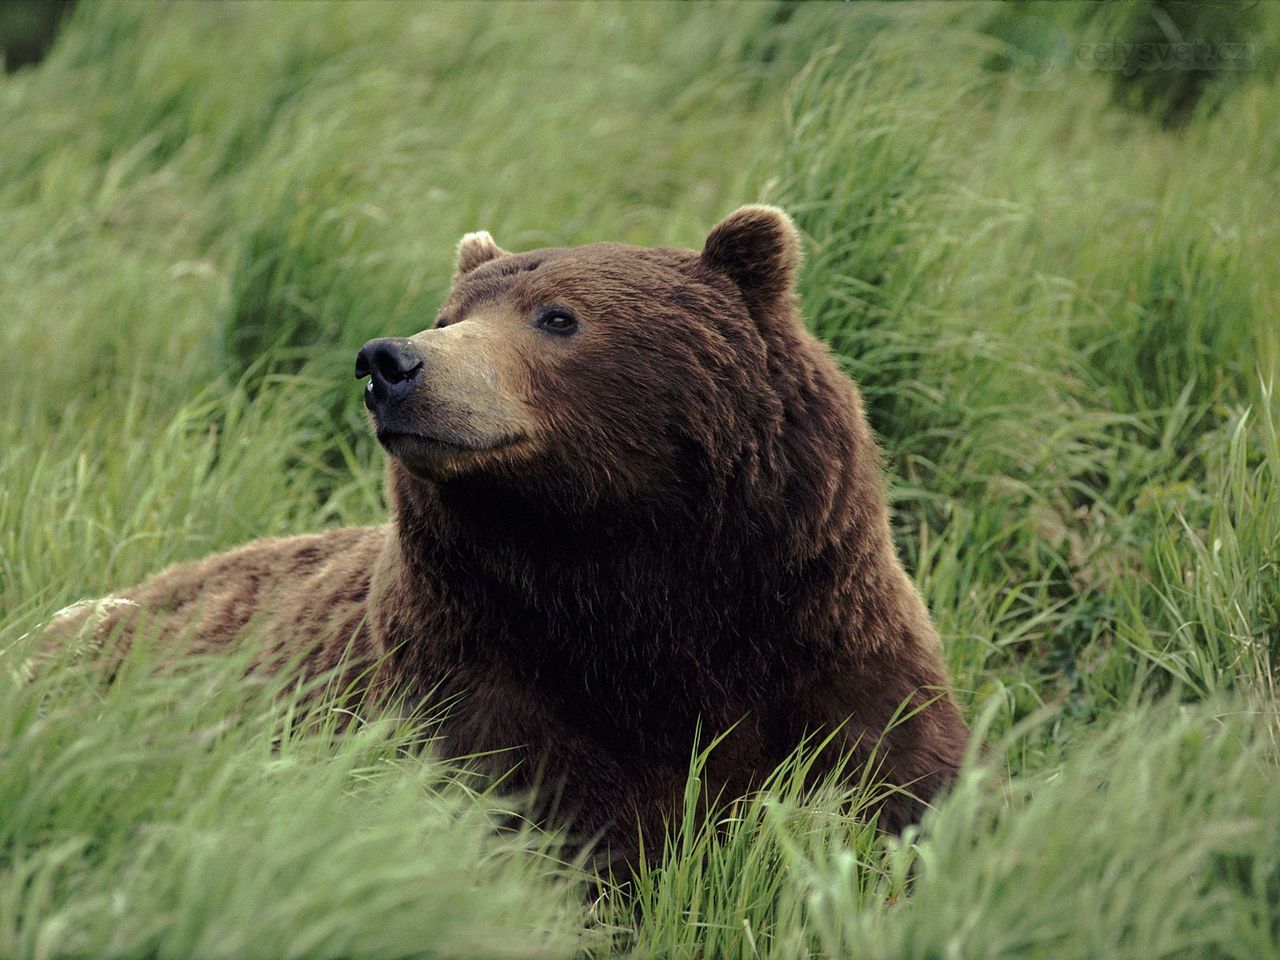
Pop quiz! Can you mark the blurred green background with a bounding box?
[2,3,1278,958]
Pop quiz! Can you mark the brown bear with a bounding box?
[49,206,969,872]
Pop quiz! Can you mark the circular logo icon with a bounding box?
[1004,16,1072,91]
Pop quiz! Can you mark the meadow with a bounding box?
[1,2,1278,957]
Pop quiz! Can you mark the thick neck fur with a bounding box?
[371,328,909,750]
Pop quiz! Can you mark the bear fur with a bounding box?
[52,206,969,871]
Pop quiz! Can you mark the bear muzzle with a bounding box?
[356,334,532,477]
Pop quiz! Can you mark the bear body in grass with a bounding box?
[67,207,969,870]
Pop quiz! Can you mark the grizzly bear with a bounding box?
[49,206,969,872]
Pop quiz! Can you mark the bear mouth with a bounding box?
[376,429,519,461]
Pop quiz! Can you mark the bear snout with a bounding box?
[356,338,424,413]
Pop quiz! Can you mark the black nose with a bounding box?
[355,338,424,411]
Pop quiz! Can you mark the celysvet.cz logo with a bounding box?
[1078,38,1252,76]
[1003,16,1254,90]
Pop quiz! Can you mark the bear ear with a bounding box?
[455,230,509,277]
[700,205,802,317]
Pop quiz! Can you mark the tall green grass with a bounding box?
[2,2,1278,957]
[1,640,585,959]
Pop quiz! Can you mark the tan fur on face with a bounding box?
[372,305,542,481]
[411,306,537,439]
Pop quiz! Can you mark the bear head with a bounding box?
[354,206,829,527]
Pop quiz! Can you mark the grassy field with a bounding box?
[2,2,1278,957]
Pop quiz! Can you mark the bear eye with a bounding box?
[434,316,449,329]
[536,307,578,335]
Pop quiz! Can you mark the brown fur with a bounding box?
[52,206,970,871]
